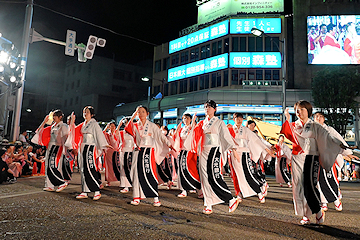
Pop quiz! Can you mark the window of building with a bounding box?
[78,65,81,72]
[179,79,187,94]
[248,70,255,80]
[70,98,73,106]
[113,69,125,80]
[248,37,256,52]
[217,40,222,55]
[240,37,247,52]
[112,85,126,92]
[216,72,221,87]
[211,73,216,88]
[212,41,217,56]
[155,60,162,72]
[190,48,200,62]
[75,96,79,104]
[189,77,198,92]
[273,70,280,80]
[71,81,74,89]
[170,82,177,95]
[223,70,228,86]
[256,37,263,51]
[232,37,239,51]
[163,57,170,71]
[154,85,160,96]
[239,70,246,85]
[265,70,272,80]
[73,67,76,75]
[231,70,238,85]
[66,84,69,91]
[199,75,209,90]
[272,37,280,52]
[201,45,207,60]
[77,79,80,88]
[171,54,179,67]
[224,38,229,53]
[265,37,272,51]
[180,52,189,65]
[194,48,199,61]
[164,83,169,96]
[67,69,70,77]
[256,70,263,80]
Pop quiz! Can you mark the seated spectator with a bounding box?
[29,146,45,174]
[5,145,22,178]
[21,146,34,176]
[0,148,16,184]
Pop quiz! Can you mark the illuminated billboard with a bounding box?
[169,20,229,54]
[198,0,284,25]
[170,18,281,54]
[307,15,360,64]
[230,18,281,34]
[168,53,228,82]
[230,52,282,68]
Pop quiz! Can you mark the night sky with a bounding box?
[0,0,198,89]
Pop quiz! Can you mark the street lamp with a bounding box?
[141,77,166,125]
[251,27,286,124]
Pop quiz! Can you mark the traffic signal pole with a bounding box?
[11,0,33,141]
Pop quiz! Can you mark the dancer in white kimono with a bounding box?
[228,113,270,203]
[125,106,174,207]
[191,100,241,214]
[274,135,292,187]
[103,121,121,186]
[281,100,347,225]
[246,120,273,196]
[157,126,175,189]
[117,117,134,193]
[32,110,69,192]
[66,106,110,201]
[314,111,358,211]
[175,113,201,198]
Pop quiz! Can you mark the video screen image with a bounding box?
[307,15,360,64]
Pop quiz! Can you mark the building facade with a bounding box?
[63,57,152,122]
[114,0,307,126]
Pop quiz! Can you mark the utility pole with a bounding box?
[11,0,33,141]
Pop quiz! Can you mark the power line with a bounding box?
[33,3,157,46]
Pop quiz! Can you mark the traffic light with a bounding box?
[84,35,97,59]
[97,38,106,47]
[77,43,87,63]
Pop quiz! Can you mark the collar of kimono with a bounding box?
[233,124,242,130]
[203,116,216,131]
[85,118,95,125]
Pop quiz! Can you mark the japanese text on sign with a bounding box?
[169,20,229,54]
[168,53,228,82]
[230,52,281,68]
[65,30,76,56]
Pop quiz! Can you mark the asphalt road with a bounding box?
[1,172,359,240]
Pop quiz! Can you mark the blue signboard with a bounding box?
[169,20,229,54]
[204,53,228,73]
[168,53,228,82]
[168,65,186,81]
[230,52,282,68]
[229,18,281,34]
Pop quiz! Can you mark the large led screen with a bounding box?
[307,15,360,64]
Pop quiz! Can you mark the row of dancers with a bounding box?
[31,100,356,225]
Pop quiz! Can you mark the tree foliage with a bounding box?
[312,66,360,137]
